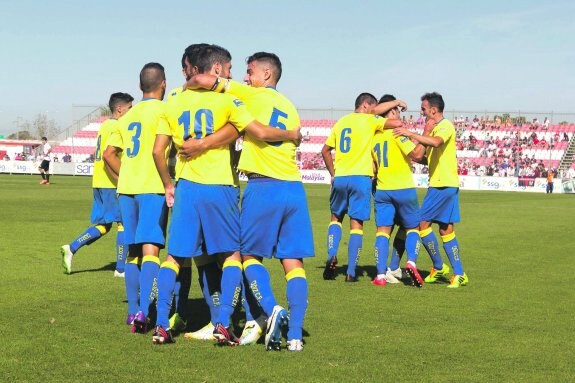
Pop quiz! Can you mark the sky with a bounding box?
[0,0,574,136]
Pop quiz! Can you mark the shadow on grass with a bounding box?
[71,261,116,274]
[315,263,443,286]
[180,299,312,344]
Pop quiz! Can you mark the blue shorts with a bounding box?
[330,175,371,221]
[119,194,168,247]
[374,188,420,229]
[90,188,121,225]
[420,187,460,224]
[168,179,240,258]
[241,178,314,259]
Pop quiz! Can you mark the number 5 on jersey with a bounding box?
[267,107,288,147]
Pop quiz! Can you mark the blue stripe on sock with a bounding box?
[244,262,277,316]
[286,277,308,341]
[374,235,389,274]
[347,233,363,277]
[156,266,177,329]
[422,232,443,269]
[70,226,102,253]
[443,237,464,275]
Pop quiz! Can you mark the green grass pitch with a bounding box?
[1,174,574,382]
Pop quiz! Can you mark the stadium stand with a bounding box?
[51,120,106,162]
[50,117,575,176]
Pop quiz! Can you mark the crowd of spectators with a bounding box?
[298,152,324,170]
[4,152,32,161]
[2,152,73,162]
[297,115,575,178]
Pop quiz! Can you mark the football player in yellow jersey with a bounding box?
[104,63,170,333]
[152,46,299,346]
[393,92,468,288]
[321,94,404,283]
[175,44,266,343]
[371,94,423,288]
[61,92,133,278]
[178,52,313,352]
[163,43,227,341]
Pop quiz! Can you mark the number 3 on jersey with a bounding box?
[126,122,142,158]
[373,141,388,167]
[267,107,288,147]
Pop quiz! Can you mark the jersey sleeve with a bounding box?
[372,115,388,132]
[167,87,182,101]
[157,107,173,136]
[395,135,416,156]
[107,129,124,149]
[434,122,453,143]
[228,98,255,133]
[325,126,337,148]
[227,80,256,99]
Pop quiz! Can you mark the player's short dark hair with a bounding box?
[195,44,231,74]
[378,94,397,117]
[108,92,134,112]
[246,52,282,82]
[139,63,165,93]
[421,92,445,113]
[355,93,377,109]
[183,43,210,69]
[41,136,47,141]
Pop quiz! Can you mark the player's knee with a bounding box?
[285,267,306,281]
[95,224,112,235]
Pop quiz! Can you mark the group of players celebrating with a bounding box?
[59,42,467,353]
[322,92,467,289]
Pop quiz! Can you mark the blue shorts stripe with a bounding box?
[374,188,420,228]
[330,175,371,221]
[241,180,314,259]
[420,187,460,224]
[90,188,121,224]
[119,194,168,247]
[168,180,240,258]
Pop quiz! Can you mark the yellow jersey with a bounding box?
[108,99,169,194]
[226,81,301,181]
[373,130,415,190]
[427,118,459,187]
[161,89,254,186]
[93,118,120,189]
[167,86,183,101]
[165,88,186,181]
[326,113,388,177]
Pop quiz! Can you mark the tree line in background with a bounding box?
[6,113,60,140]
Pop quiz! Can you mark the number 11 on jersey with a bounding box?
[373,141,388,168]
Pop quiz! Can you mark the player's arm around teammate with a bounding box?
[394,92,467,288]
[371,95,423,287]
[177,74,301,160]
[321,94,404,282]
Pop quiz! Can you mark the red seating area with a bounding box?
[297,119,575,173]
[46,118,574,173]
[304,120,336,127]
[73,130,97,138]
[51,120,104,161]
[53,145,95,155]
